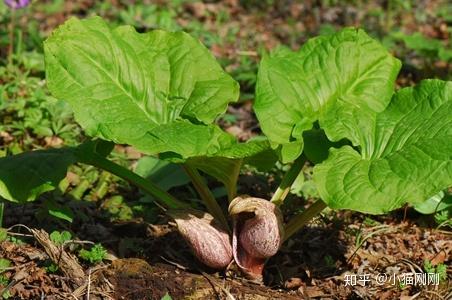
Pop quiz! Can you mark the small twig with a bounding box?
[62,239,95,248]
[120,287,153,298]
[407,292,421,299]
[31,229,85,283]
[68,293,78,300]
[71,265,108,299]
[424,290,446,300]
[86,268,91,300]
[435,220,452,231]
[159,256,188,270]
[0,268,28,297]
[7,224,33,233]
[5,232,34,238]
[103,277,115,290]
[201,272,236,300]
[346,226,392,265]
[400,258,423,273]
[199,271,221,299]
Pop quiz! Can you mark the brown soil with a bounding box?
[0,211,450,299]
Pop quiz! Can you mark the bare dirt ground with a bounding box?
[1,205,450,299]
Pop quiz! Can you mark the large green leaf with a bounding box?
[0,149,76,202]
[45,17,239,159]
[302,128,350,164]
[135,156,190,191]
[314,80,452,214]
[414,191,452,215]
[186,138,277,201]
[187,157,241,201]
[255,28,401,162]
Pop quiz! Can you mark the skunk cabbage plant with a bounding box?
[229,196,284,280]
[0,17,451,280]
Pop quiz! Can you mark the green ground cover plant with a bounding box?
[0,16,450,280]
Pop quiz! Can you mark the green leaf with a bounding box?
[314,80,452,214]
[243,148,279,172]
[185,138,275,200]
[255,28,401,162]
[93,139,115,157]
[187,157,241,201]
[50,230,72,246]
[135,156,190,191]
[302,128,350,164]
[79,243,107,264]
[291,171,319,199]
[161,293,172,300]
[414,191,452,215]
[0,259,10,273]
[135,120,239,159]
[0,149,76,202]
[0,229,7,242]
[239,137,279,171]
[392,32,443,53]
[438,47,452,62]
[45,16,239,159]
[45,199,74,223]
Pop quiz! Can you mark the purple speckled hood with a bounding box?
[4,0,30,9]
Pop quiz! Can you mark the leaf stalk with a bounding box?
[183,164,230,231]
[79,153,188,209]
[271,155,306,206]
[283,200,327,242]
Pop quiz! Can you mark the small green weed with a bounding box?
[423,260,448,282]
[49,230,72,246]
[45,262,59,274]
[79,244,107,264]
[161,293,172,300]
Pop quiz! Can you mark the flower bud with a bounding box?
[168,209,232,269]
[229,196,284,280]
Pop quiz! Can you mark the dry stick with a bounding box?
[6,232,33,238]
[425,290,447,300]
[7,224,33,233]
[159,256,188,270]
[31,229,85,283]
[346,226,392,265]
[199,271,221,299]
[86,268,91,300]
[183,164,230,231]
[200,271,237,300]
[70,265,109,299]
[0,268,28,297]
